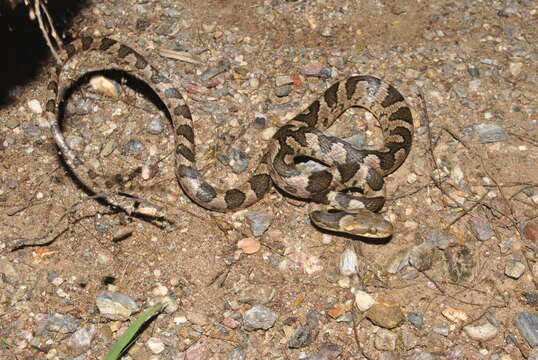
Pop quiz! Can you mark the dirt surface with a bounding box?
[1,0,538,359]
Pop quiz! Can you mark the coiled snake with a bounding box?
[46,37,414,238]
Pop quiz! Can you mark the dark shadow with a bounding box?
[0,0,89,107]
[55,68,175,227]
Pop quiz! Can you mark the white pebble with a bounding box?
[354,290,375,311]
[146,337,165,354]
[27,99,43,114]
[463,322,498,341]
[339,248,359,276]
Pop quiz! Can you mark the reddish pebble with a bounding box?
[302,62,323,77]
[222,317,240,329]
[327,305,346,319]
[524,221,538,242]
[237,237,261,254]
[183,82,207,94]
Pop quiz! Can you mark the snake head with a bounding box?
[310,208,393,238]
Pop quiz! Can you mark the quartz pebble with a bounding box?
[339,248,359,276]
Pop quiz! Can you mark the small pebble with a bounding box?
[46,313,81,334]
[243,305,278,331]
[67,325,96,355]
[473,124,508,143]
[124,139,144,155]
[245,211,273,236]
[147,116,164,134]
[524,222,538,242]
[366,300,404,329]
[442,307,469,322]
[407,312,423,328]
[339,248,359,276]
[433,325,450,336]
[463,322,498,341]
[237,237,261,254]
[374,329,398,351]
[469,217,495,241]
[509,62,523,77]
[515,312,538,347]
[408,243,434,271]
[505,259,526,279]
[275,84,293,97]
[96,292,139,320]
[275,75,293,87]
[146,337,165,354]
[354,290,375,311]
[27,99,43,114]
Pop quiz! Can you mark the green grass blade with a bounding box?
[102,303,165,360]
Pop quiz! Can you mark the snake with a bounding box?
[46,37,414,238]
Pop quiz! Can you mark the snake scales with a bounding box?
[46,37,414,238]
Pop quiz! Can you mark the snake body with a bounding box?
[46,37,414,238]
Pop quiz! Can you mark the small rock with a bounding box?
[275,84,293,97]
[243,305,278,331]
[515,312,538,348]
[228,149,250,174]
[339,248,359,276]
[65,135,84,151]
[374,329,398,351]
[469,217,495,241]
[47,313,81,333]
[245,211,273,236]
[409,243,434,271]
[354,290,375,311]
[441,307,468,322]
[505,259,526,279]
[473,124,508,143]
[433,325,450,336]
[427,231,457,250]
[67,325,96,355]
[228,348,246,360]
[275,75,293,87]
[186,311,208,326]
[303,352,328,360]
[321,26,332,37]
[5,118,20,129]
[147,116,164,134]
[146,337,165,354]
[27,99,43,114]
[261,126,277,140]
[366,300,404,329]
[185,342,209,360]
[302,63,324,77]
[463,322,498,341]
[509,62,523,77]
[467,67,480,77]
[96,292,139,320]
[124,139,144,155]
[409,353,440,360]
[288,322,318,348]
[385,248,411,274]
[407,312,423,328]
[524,222,538,242]
[237,284,275,304]
[23,123,41,138]
[222,317,241,329]
[90,76,121,97]
[237,237,261,254]
[200,59,230,81]
[445,245,474,283]
[327,305,346,319]
[318,343,342,359]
